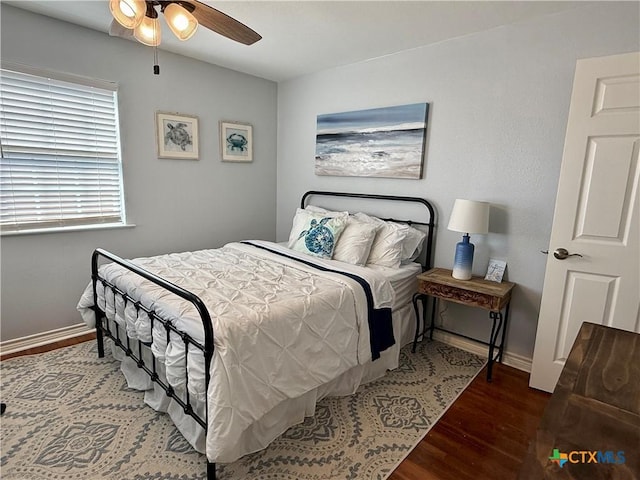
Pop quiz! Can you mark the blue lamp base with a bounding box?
[452,234,474,280]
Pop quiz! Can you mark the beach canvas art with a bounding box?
[315,103,429,179]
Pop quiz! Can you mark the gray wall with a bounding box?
[275,3,640,362]
[0,5,278,341]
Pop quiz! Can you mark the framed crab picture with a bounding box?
[220,121,253,162]
[156,112,199,159]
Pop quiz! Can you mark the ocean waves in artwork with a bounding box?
[315,127,425,179]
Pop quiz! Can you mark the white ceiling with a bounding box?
[5,1,588,82]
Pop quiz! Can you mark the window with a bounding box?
[0,64,126,233]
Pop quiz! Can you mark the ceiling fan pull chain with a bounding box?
[153,19,160,75]
[153,45,160,75]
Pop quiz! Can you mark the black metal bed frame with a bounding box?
[90,190,436,480]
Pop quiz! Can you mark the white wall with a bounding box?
[0,5,278,341]
[275,3,640,361]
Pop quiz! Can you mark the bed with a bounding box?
[77,191,436,480]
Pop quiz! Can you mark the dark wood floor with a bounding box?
[0,332,97,361]
[389,362,550,480]
[2,336,550,479]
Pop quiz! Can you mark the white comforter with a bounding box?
[77,240,394,462]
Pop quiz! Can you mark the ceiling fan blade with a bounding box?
[187,1,262,45]
[109,19,134,39]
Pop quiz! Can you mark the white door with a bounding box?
[530,52,640,393]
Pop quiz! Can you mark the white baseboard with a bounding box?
[432,330,532,373]
[0,323,93,356]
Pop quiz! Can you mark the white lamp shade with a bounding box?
[447,199,490,234]
[134,15,162,46]
[164,3,198,41]
[109,0,145,29]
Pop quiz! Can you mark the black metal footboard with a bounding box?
[91,248,217,479]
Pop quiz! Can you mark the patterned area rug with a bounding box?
[0,340,484,480]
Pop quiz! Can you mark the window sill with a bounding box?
[1,223,136,237]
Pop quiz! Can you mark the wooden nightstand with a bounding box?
[412,267,515,381]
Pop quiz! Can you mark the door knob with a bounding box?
[553,248,583,260]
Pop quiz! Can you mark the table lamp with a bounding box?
[447,199,490,280]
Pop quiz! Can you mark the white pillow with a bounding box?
[334,217,379,265]
[353,212,408,268]
[305,206,379,265]
[288,208,348,259]
[396,223,427,263]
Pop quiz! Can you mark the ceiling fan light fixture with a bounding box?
[164,3,198,41]
[109,0,145,29]
[134,15,162,47]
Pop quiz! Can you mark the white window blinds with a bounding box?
[0,65,125,233]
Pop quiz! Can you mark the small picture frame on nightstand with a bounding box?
[485,258,507,283]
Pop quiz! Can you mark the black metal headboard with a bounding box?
[300,190,436,271]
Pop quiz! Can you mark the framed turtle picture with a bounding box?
[220,121,253,162]
[156,112,199,159]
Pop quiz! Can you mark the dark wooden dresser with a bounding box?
[519,322,639,479]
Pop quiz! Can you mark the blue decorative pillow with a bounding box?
[288,209,348,259]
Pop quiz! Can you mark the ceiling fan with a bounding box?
[109,0,261,72]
